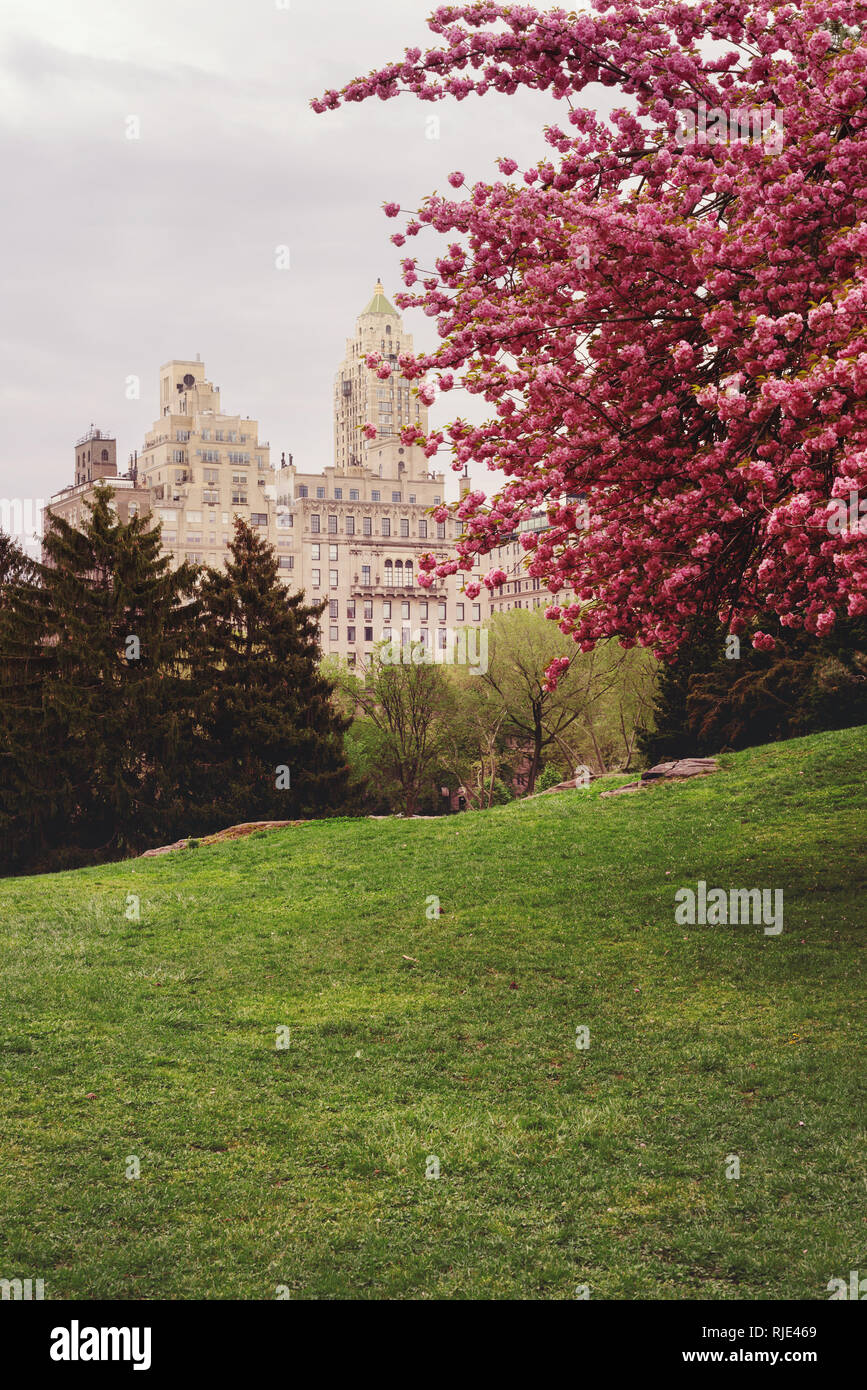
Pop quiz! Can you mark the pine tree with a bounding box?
[0,532,33,588]
[638,614,867,760]
[192,518,348,826]
[0,487,200,871]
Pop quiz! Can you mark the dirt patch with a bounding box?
[139,821,305,857]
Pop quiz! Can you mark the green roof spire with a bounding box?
[362,278,398,316]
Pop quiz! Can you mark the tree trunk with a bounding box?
[526,720,543,795]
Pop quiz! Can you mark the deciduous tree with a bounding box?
[319,1,867,677]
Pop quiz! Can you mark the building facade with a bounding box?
[44,428,150,536]
[46,287,564,660]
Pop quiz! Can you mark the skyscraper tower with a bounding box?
[333,279,430,482]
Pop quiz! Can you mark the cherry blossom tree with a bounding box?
[316,1,867,679]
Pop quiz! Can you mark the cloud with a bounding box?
[0,0,562,508]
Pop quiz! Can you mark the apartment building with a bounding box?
[137,357,272,568]
[42,285,487,660]
[487,511,554,615]
[44,428,150,535]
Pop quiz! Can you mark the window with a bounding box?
[231,475,247,504]
[420,601,428,620]
[401,601,410,620]
[328,544,338,562]
[381,518,390,537]
[204,468,219,484]
[330,569,338,588]
[364,626,374,642]
[347,600,356,619]
[392,491,400,502]
[362,565,371,585]
[472,603,481,621]
[436,522,446,540]
[349,488,359,501]
[438,629,448,649]
[330,625,339,641]
[362,517,372,536]
[277,512,294,529]
[409,494,416,504]
[172,449,185,464]
[346,516,355,536]
[347,626,356,642]
[364,600,373,621]
[439,601,447,621]
[176,430,190,442]
[418,519,428,539]
[371,490,380,502]
[311,515,320,533]
[383,600,392,620]
[311,543,320,560]
[316,486,325,499]
[405,562,413,587]
[297,485,308,498]
[334,488,343,500]
[250,513,267,526]
[329,600,338,619]
[382,627,392,644]
[312,568,321,587]
[328,515,337,534]
[400,518,409,537]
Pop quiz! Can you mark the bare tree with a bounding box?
[340,645,452,816]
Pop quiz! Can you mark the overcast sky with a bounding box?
[0,0,566,538]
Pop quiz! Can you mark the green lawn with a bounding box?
[1,726,865,1300]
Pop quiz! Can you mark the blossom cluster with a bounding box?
[317,1,867,676]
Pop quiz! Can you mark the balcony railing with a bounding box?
[75,427,113,447]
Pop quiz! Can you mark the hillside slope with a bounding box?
[1,726,865,1299]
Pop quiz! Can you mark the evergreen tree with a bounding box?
[0,487,199,871]
[192,519,348,826]
[0,532,34,589]
[638,616,867,760]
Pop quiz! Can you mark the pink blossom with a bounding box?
[318,1,867,659]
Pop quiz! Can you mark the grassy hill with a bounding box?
[1,726,865,1300]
